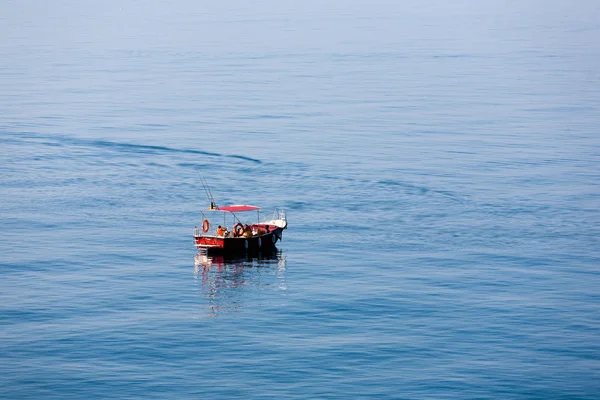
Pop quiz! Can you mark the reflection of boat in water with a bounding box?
[194,250,287,317]
[194,248,286,271]
[193,205,288,255]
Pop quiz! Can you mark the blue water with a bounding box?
[2,1,600,398]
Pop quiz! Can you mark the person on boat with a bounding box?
[243,224,253,238]
[216,225,225,236]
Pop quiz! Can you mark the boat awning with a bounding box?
[217,205,260,212]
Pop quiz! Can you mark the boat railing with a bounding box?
[273,208,286,222]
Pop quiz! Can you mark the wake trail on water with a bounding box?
[4,132,263,164]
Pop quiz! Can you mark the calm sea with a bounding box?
[1,1,599,398]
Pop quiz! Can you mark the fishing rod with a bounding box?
[197,171,218,210]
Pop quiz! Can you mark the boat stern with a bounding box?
[193,227,225,250]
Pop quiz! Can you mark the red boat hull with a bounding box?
[194,228,284,254]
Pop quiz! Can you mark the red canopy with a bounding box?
[217,205,260,212]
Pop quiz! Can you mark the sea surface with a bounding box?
[1,1,600,398]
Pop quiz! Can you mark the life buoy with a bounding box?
[234,223,244,237]
[202,219,210,233]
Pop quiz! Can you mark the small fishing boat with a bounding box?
[193,204,287,254]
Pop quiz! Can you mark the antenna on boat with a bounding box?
[197,171,218,210]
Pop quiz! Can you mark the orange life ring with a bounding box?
[202,219,210,233]
[234,223,244,237]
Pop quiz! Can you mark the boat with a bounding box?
[193,204,287,254]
